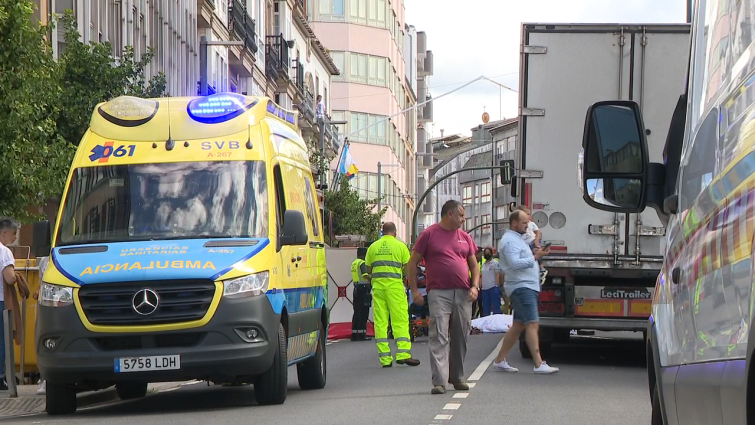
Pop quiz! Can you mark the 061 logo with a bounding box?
[89,142,136,163]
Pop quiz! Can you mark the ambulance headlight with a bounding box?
[40,283,74,307]
[97,96,159,127]
[188,93,257,124]
[223,272,269,299]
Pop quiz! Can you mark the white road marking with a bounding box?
[434,414,453,420]
[466,382,476,388]
[467,338,503,381]
[452,392,469,399]
[443,403,461,410]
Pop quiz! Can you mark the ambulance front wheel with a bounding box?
[254,322,288,405]
[297,317,327,390]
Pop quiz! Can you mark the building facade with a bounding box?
[307,0,430,242]
[429,119,518,246]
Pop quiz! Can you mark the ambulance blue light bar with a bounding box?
[187,93,257,124]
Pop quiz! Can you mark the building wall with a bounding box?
[308,0,417,242]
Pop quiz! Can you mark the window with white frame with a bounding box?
[462,186,473,205]
[481,182,491,203]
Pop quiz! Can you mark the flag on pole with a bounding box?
[338,144,359,180]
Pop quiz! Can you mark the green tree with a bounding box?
[0,1,73,221]
[324,176,385,244]
[56,10,167,147]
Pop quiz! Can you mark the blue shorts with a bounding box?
[510,288,539,325]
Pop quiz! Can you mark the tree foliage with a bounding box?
[0,3,168,222]
[0,0,72,222]
[324,176,385,244]
[57,10,167,147]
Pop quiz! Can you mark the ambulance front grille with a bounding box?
[78,280,216,326]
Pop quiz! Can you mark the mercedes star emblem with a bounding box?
[132,288,160,315]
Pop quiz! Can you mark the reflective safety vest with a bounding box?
[365,235,410,290]
[470,257,485,278]
[351,258,369,284]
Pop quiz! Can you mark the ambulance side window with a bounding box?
[303,177,320,237]
[679,108,718,212]
[273,165,287,250]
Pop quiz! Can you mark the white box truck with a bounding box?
[513,23,691,357]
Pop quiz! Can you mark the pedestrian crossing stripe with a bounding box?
[287,330,319,364]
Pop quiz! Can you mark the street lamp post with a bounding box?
[414,152,436,239]
[199,36,244,96]
[320,117,347,190]
[377,162,402,230]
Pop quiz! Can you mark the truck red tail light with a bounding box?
[538,288,565,314]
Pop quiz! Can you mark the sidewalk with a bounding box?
[0,381,190,420]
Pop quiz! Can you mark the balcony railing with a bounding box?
[228,0,258,54]
[298,88,315,123]
[265,42,280,80]
[265,34,291,80]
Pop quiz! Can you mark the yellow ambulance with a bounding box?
[34,93,328,415]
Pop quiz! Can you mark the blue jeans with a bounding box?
[0,300,6,379]
[480,286,502,316]
[510,288,540,325]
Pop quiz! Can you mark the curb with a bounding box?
[0,381,191,420]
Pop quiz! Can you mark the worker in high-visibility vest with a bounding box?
[366,222,420,367]
[350,247,372,341]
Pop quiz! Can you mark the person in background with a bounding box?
[516,206,547,285]
[493,210,559,374]
[365,223,420,367]
[480,247,503,316]
[0,218,31,390]
[408,200,479,394]
[350,247,372,341]
[471,248,485,318]
[34,255,50,394]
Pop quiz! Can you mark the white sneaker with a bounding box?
[492,359,519,372]
[534,361,559,374]
[37,380,46,395]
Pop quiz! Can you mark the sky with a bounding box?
[403,0,688,138]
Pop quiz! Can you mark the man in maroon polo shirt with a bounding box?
[407,200,480,395]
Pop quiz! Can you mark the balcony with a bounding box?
[227,0,258,77]
[265,34,292,87]
[198,0,215,29]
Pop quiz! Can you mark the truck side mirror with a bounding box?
[280,210,309,246]
[500,160,515,185]
[32,220,51,257]
[581,100,649,213]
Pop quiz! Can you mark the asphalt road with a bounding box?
[3,331,649,424]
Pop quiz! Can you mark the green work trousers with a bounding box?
[373,284,412,366]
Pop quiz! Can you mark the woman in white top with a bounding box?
[480,247,503,316]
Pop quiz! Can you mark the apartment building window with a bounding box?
[350,53,368,84]
[319,0,345,19]
[350,113,368,140]
[368,56,387,86]
[216,0,228,24]
[482,214,491,234]
[462,186,472,205]
[481,182,491,203]
[349,0,367,24]
[331,52,345,81]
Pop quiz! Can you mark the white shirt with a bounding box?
[481,259,502,290]
[0,243,15,302]
[521,221,540,245]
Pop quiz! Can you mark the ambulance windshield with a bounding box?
[56,160,269,246]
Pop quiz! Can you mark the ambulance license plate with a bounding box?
[115,355,181,373]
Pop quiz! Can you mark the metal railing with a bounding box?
[265,34,291,79]
[228,0,258,54]
[299,88,315,122]
[265,42,280,80]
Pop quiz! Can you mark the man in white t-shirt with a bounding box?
[516,206,547,285]
[0,218,29,390]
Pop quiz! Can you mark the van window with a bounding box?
[273,164,287,227]
[57,161,269,245]
[680,109,718,212]
[303,177,320,237]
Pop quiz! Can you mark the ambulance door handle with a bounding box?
[671,267,680,285]
[291,256,297,263]
[297,255,302,261]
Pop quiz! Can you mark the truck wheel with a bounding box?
[116,382,148,400]
[651,383,663,425]
[297,322,327,390]
[46,382,77,415]
[255,322,287,405]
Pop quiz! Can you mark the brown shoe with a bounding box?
[452,382,469,391]
[396,358,420,366]
[431,386,446,394]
